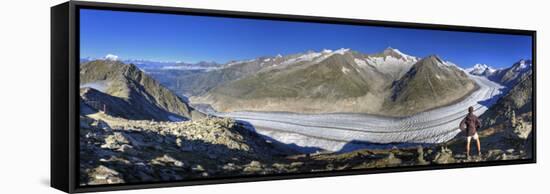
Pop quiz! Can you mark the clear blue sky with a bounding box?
[80,9,532,68]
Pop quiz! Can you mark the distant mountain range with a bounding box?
[174,47,425,99]
[466,59,532,86]
[185,48,477,116]
[79,48,532,117]
[467,64,497,76]
[80,57,222,71]
[159,61,221,71]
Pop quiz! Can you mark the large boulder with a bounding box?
[416,146,429,165]
[101,132,129,150]
[151,154,185,168]
[432,146,455,164]
[87,165,125,185]
[506,117,532,140]
[243,160,264,173]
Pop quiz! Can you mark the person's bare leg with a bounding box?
[476,138,481,156]
[466,137,471,158]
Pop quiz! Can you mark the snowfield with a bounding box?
[80,81,110,92]
[211,75,504,152]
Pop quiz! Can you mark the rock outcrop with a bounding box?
[79,112,297,186]
[80,60,203,121]
[431,146,456,164]
[80,109,534,186]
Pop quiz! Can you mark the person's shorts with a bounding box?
[467,133,479,141]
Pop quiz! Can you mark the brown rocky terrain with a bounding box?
[79,105,532,186]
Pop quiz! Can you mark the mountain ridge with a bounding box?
[386,55,477,115]
[192,51,478,116]
[466,59,532,87]
[80,60,203,121]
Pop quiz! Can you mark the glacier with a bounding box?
[211,75,505,153]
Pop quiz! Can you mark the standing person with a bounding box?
[459,106,482,158]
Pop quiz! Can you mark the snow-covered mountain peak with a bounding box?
[514,59,532,70]
[382,47,402,55]
[278,49,334,66]
[296,51,323,61]
[334,48,351,55]
[322,49,333,54]
[381,47,418,62]
[473,63,490,69]
[104,54,119,61]
[467,63,496,76]
[363,47,419,69]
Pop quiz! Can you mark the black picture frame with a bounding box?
[51,1,536,193]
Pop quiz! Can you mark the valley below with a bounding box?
[198,75,505,152]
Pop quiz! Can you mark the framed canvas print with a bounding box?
[51,1,536,193]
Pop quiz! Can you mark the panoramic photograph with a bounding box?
[78,9,534,186]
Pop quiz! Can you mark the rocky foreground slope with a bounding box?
[79,112,297,185]
[442,70,533,162]
[80,104,531,186]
